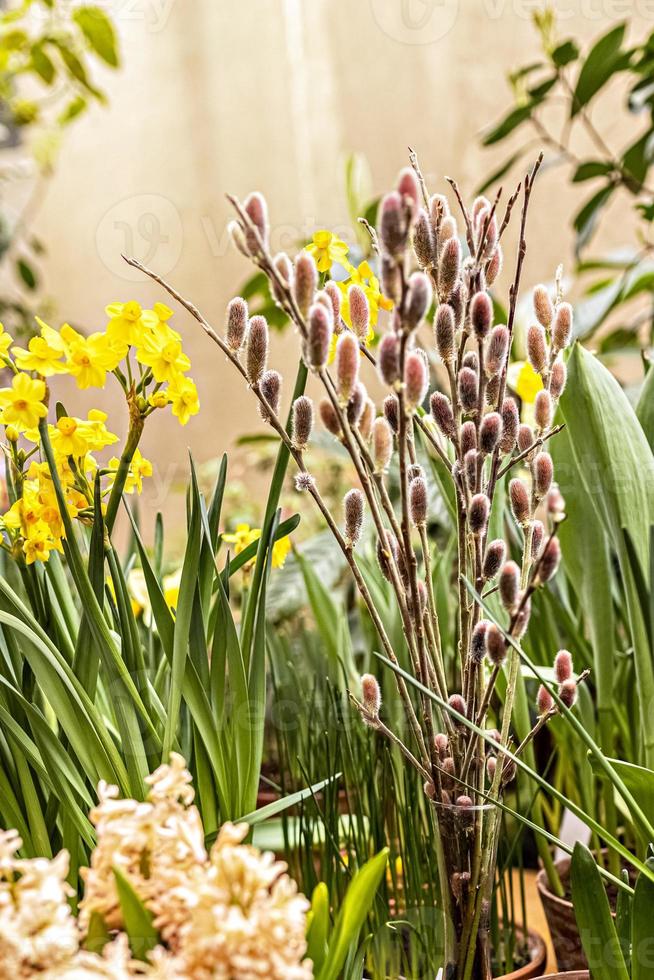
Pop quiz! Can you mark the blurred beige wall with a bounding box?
[12,0,654,540]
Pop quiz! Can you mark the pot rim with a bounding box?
[536,854,574,912]
[495,925,548,980]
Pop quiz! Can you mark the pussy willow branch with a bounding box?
[122,254,430,770]
[497,423,565,479]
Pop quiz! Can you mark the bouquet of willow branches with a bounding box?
[128,152,584,980]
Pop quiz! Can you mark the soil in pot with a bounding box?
[537,853,634,972]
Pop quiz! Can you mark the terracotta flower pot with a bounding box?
[539,974,589,979]
[495,927,548,979]
[536,857,584,972]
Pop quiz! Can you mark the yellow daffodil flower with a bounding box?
[167,376,199,426]
[305,230,350,273]
[107,448,153,494]
[62,325,126,389]
[222,523,291,569]
[105,301,151,347]
[0,323,14,359]
[12,320,67,376]
[0,372,47,431]
[148,390,169,409]
[338,261,394,328]
[136,322,190,384]
[50,416,92,458]
[511,360,544,404]
[23,521,58,564]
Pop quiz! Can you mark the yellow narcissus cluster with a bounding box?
[0,302,199,565]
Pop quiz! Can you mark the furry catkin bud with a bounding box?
[537,684,554,716]
[359,398,375,440]
[499,561,520,612]
[292,396,313,449]
[243,191,269,252]
[548,484,566,521]
[449,280,464,330]
[486,624,506,665]
[429,192,450,226]
[538,537,561,583]
[430,392,455,439]
[295,472,315,492]
[471,291,493,339]
[486,757,497,781]
[438,214,457,245]
[271,252,293,302]
[344,489,364,547]
[379,191,407,257]
[435,304,455,363]
[439,237,461,300]
[348,285,370,340]
[246,315,269,384]
[319,398,341,438]
[361,673,381,718]
[534,451,553,498]
[463,351,479,372]
[531,520,544,557]
[483,539,506,580]
[535,389,553,431]
[458,368,478,413]
[381,254,402,305]
[226,297,248,351]
[469,494,490,535]
[486,325,509,377]
[559,679,578,709]
[408,463,425,482]
[461,421,477,456]
[533,284,554,328]
[405,272,432,330]
[527,324,548,375]
[347,383,366,426]
[259,370,281,420]
[405,350,428,409]
[554,650,573,684]
[464,449,478,494]
[409,476,428,526]
[324,280,342,330]
[486,245,503,286]
[434,733,449,758]
[500,398,519,453]
[553,302,573,350]
[550,358,567,399]
[518,424,534,455]
[449,694,467,725]
[480,412,503,454]
[509,478,530,525]
[397,167,420,207]
[294,252,318,317]
[378,333,400,386]
[485,374,500,407]
[372,417,393,472]
[384,393,399,433]
[471,621,490,663]
[413,209,434,267]
[336,333,359,404]
[307,302,333,370]
[229,220,249,257]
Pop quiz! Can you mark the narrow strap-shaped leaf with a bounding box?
[570,841,629,980]
[113,867,159,960]
[616,869,632,972]
[632,857,654,979]
[306,882,330,976]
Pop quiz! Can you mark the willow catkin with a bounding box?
[226,297,248,351]
[307,302,332,370]
[243,191,269,253]
[533,284,554,328]
[291,396,313,450]
[293,252,318,317]
[379,191,407,257]
[259,370,281,421]
[344,489,365,548]
[336,332,360,404]
[435,304,455,364]
[246,315,269,384]
[404,350,428,409]
[348,285,370,340]
[378,333,400,386]
[372,417,393,472]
